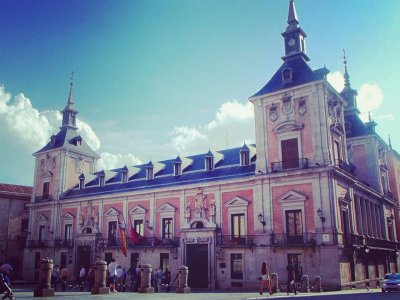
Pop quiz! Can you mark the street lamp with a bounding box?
[317,208,326,232]
[258,213,266,233]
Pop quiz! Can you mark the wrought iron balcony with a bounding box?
[216,235,256,248]
[55,239,74,248]
[271,158,309,172]
[26,240,54,248]
[35,196,56,202]
[96,236,180,250]
[334,159,356,174]
[270,232,317,247]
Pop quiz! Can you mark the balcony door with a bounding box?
[286,210,303,244]
[231,213,246,245]
[281,138,299,169]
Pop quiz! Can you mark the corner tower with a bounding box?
[32,74,100,202]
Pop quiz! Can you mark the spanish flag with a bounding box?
[119,224,127,257]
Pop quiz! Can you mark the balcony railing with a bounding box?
[270,232,317,246]
[96,236,180,250]
[35,196,56,202]
[334,159,356,174]
[26,240,54,248]
[55,239,74,248]
[345,234,400,251]
[271,158,309,172]
[216,235,256,247]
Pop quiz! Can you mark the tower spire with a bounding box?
[343,49,351,89]
[61,71,79,130]
[67,71,74,105]
[287,0,299,30]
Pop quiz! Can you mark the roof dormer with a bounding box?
[205,150,214,171]
[121,165,128,183]
[174,156,182,176]
[240,144,250,166]
[146,161,154,180]
[78,173,85,190]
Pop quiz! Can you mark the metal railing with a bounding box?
[216,235,256,247]
[54,239,74,248]
[26,240,54,248]
[271,158,309,172]
[96,236,180,250]
[35,196,56,202]
[270,232,317,246]
[334,159,356,174]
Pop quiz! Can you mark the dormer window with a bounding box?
[240,150,250,166]
[122,172,128,183]
[79,174,85,190]
[146,162,154,180]
[282,68,293,83]
[205,151,214,171]
[99,176,105,187]
[72,136,82,146]
[174,162,182,176]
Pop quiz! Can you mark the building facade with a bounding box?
[0,183,31,279]
[23,1,400,290]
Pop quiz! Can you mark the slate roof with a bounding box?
[62,146,256,199]
[251,56,328,97]
[345,114,375,138]
[34,127,100,158]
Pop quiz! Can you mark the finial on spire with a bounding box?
[368,111,372,122]
[343,49,351,88]
[67,71,75,105]
[388,135,392,149]
[287,0,299,29]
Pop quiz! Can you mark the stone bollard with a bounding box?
[91,260,110,294]
[176,265,191,293]
[34,257,54,297]
[138,263,154,293]
[270,273,279,293]
[301,275,310,292]
[311,276,322,292]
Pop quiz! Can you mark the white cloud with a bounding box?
[167,99,255,156]
[327,71,344,92]
[0,84,140,185]
[357,83,383,113]
[97,152,142,171]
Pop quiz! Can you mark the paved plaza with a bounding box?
[7,287,400,300]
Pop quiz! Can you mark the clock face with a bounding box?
[288,38,296,47]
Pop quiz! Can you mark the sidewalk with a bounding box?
[8,287,383,300]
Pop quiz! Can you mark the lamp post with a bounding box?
[258,213,266,233]
[317,208,326,232]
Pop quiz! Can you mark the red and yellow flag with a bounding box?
[119,224,127,257]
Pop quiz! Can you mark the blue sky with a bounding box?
[0,0,399,185]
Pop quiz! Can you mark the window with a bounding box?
[230,253,243,279]
[42,182,50,199]
[79,178,85,190]
[285,210,303,244]
[99,176,105,187]
[134,219,144,236]
[108,221,117,245]
[174,162,182,176]
[39,225,46,242]
[334,140,342,162]
[162,218,173,239]
[21,218,29,234]
[231,213,245,239]
[205,156,214,171]
[287,253,302,282]
[146,167,154,180]
[282,68,293,82]
[160,253,170,272]
[281,138,299,169]
[240,151,250,166]
[64,224,72,241]
[122,172,128,183]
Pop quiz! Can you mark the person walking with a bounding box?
[259,260,272,295]
[107,258,119,292]
[51,265,60,291]
[163,268,171,292]
[79,265,86,291]
[286,258,297,295]
[87,264,95,292]
[60,266,69,292]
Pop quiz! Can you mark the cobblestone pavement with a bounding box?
[6,287,400,300]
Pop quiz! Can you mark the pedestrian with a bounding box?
[79,265,86,291]
[259,261,272,295]
[163,268,171,292]
[154,267,163,292]
[286,258,297,295]
[107,258,119,293]
[60,266,69,292]
[135,264,141,292]
[51,265,60,291]
[116,266,126,292]
[87,264,95,292]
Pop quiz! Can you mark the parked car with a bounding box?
[381,273,400,292]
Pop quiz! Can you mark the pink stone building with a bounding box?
[23,1,400,291]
